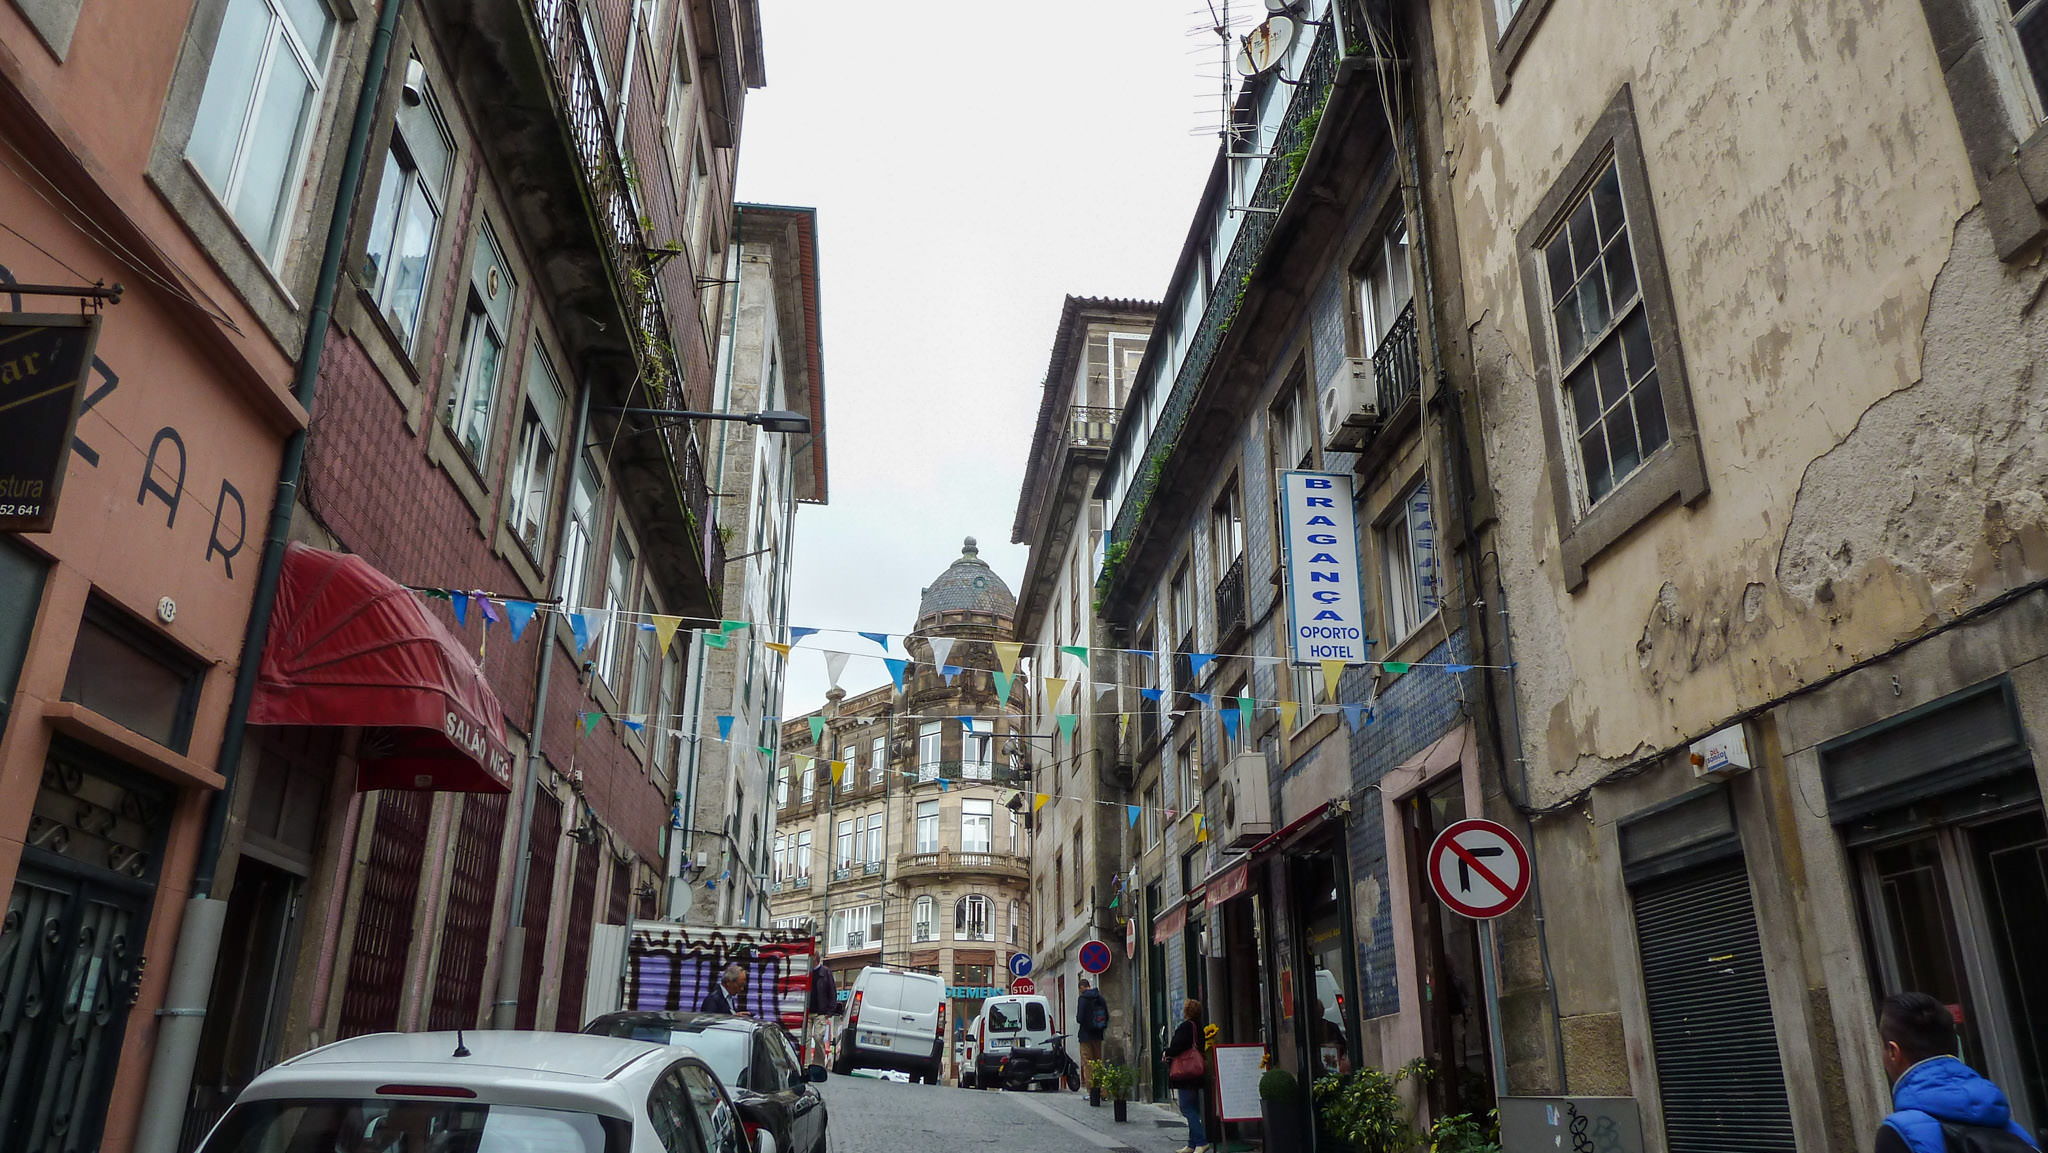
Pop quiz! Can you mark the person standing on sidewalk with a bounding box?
[1076,977,1109,1092]
[1874,992,2038,1153]
[1166,999,1209,1153]
[805,960,840,1067]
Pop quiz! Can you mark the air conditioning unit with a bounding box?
[1318,355,1380,452]
[1219,752,1273,849]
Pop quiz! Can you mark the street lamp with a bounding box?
[597,406,812,434]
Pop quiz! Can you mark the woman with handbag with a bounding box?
[1165,999,1209,1153]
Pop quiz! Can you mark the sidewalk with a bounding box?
[996,1085,1258,1153]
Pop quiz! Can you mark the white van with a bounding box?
[834,966,948,1083]
[969,994,1055,1087]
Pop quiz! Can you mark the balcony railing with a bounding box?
[791,875,811,889]
[1069,406,1119,448]
[1373,299,1422,421]
[832,865,854,881]
[1215,555,1245,641]
[895,849,1030,881]
[916,760,1004,786]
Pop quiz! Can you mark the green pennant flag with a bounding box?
[1382,661,1412,675]
[1237,695,1256,733]
[421,588,452,600]
[721,620,748,634]
[993,669,1014,704]
[809,716,826,744]
[580,711,602,734]
[757,745,775,757]
[1059,644,1090,668]
[1057,713,1078,743]
[702,631,729,650]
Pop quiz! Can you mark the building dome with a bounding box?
[916,537,1016,623]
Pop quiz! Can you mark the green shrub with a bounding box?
[1311,1058,1433,1153]
[1259,1067,1301,1104]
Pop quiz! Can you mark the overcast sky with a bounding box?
[737,2,1242,715]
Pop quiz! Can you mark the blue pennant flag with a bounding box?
[790,627,820,645]
[569,612,592,653]
[1140,688,1164,702]
[622,717,645,733]
[451,591,469,628]
[883,658,907,691]
[861,631,891,651]
[1221,709,1239,740]
[1443,663,1475,674]
[938,777,951,791]
[958,716,975,731]
[716,715,735,742]
[1187,653,1216,678]
[942,665,962,684]
[503,600,537,642]
[1341,703,1371,732]
[1190,692,1214,707]
[1127,805,1141,828]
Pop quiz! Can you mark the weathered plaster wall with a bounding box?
[1428,0,2043,800]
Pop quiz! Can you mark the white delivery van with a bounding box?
[970,994,1055,1088]
[834,966,948,1083]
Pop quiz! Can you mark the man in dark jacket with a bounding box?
[805,961,840,1067]
[1875,992,2038,1153]
[1076,978,1110,1091]
[700,963,748,1016]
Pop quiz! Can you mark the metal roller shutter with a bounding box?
[1633,857,1797,1153]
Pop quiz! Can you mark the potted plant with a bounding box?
[1085,1059,1107,1107]
[1260,1066,1306,1150]
[1311,1058,1432,1153]
[1097,1062,1136,1122]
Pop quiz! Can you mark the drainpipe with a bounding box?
[132,2,409,1149]
[494,380,592,1026]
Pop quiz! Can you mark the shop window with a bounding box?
[61,602,203,753]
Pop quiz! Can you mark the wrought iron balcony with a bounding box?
[1215,555,1246,642]
[1069,405,1119,448]
[791,874,811,889]
[895,849,1030,882]
[1373,299,1422,422]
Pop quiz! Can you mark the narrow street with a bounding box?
[819,1074,1196,1153]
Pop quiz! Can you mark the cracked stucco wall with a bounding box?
[1425,0,2048,804]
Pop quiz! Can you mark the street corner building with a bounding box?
[0,1,792,1150]
[767,540,1035,1077]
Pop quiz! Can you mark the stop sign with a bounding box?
[1009,977,1035,995]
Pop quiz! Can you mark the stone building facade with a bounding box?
[766,540,1033,1076]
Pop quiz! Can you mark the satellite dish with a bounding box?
[1234,16,1297,78]
[1264,0,1293,10]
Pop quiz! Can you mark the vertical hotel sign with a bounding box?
[1279,470,1368,664]
[0,312,102,533]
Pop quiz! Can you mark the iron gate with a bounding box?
[337,790,430,1037]
[427,794,507,1030]
[554,840,600,1031]
[516,794,562,1029]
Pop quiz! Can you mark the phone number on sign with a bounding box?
[0,505,48,518]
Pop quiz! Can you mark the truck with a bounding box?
[585,920,817,1036]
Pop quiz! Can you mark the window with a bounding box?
[1071,828,1085,912]
[964,733,994,780]
[362,67,452,348]
[507,343,565,552]
[1008,899,1022,945]
[1270,371,1315,473]
[955,895,992,941]
[595,529,635,686]
[630,593,658,719]
[1169,565,1193,654]
[61,604,203,754]
[1143,782,1161,848]
[1177,732,1201,814]
[962,800,993,854]
[653,645,681,788]
[1355,217,1414,356]
[1053,854,1064,923]
[835,819,854,870]
[915,800,939,854]
[776,767,789,808]
[687,141,711,257]
[913,895,935,942]
[1009,806,1021,853]
[861,812,882,865]
[917,721,943,783]
[444,223,514,463]
[800,764,815,804]
[1517,87,1704,590]
[1380,479,1440,643]
[186,0,335,262]
[793,831,811,877]
[828,903,880,953]
[771,835,785,882]
[868,736,885,787]
[559,461,599,610]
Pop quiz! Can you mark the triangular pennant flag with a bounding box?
[1044,677,1068,708]
[1190,692,1214,707]
[1381,661,1412,675]
[999,789,1018,807]
[420,588,452,600]
[1033,793,1051,813]
[794,754,813,772]
[1118,714,1130,742]
[790,627,819,644]
[993,669,1014,704]
[1321,660,1347,701]
[1237,695,1256,732]
[701,631,729,650]
[652,615,683,655]
[717,715,735,742]
[1094,682,1116,700]
[860,631,892,650]
[1187,652,1216,678]
[1140,687,1165,702]
[941,665,963,684]
[478,595,501,627]
[580,711,602,734]
[883,658,907,692]
[757,745,776,757]
[1057,713,1078,742]
[1060,644,1090,668]
[451,591,470,627]
[809,716,826,743]
[1164,807,1177,822]
[1444,663,1475,674]
[569,612,593,654]
[994,642,1023,676]
[1341,703,1369,731]
[927,636,956,671]
[1221,709,1239,740]
[1279,701,1298,730]
[504,600,537,642]
[765,641,792,657]
[622,716,646,733]
[958,715,975,732]
[939,777,951,791]
[721,620,747,635]
[1195,814,1208,842]
[830,761,846,785]
[824,650,850,688]
[1127,805,1141,828]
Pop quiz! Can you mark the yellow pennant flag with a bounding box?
[765,641,793,658]
[652,614,683,656]
[830,760,846,785]
[1118,713,1130,742]
[994,641,1023,676]
[1195,813,1208,842]
[1033,792,1051,813]
[1044,676,1067,708]
[1278,700,1298,730]
[1321,660,1347,702]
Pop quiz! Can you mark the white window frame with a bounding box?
[1355,217,1414,355]
[835,818,854,870]
[595,527,635,687]
[868,736,886,787]
[558,458,599,611]
[915,800,939,855]
[507,341,565,554]
[444,222,514,465]
[793,830,811,877]
[955,895,992,942]
[917,721,943,783]
[961,800,993,855]
[361,69,451,349]
[913,895,935,942]
[1379,477,1441,644]
[964,733,994,781]
[800,764,815,804]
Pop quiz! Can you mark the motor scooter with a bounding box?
[994,1031,1081,1092]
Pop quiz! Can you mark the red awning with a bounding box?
[1151,900,1188,946]
[1205,859,1252,909]
[250,544,513,793]
[1245,801,1337,860]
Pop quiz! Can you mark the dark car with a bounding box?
[586,1011,828,1153]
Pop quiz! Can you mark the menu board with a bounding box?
[1211,1043,1267,1122]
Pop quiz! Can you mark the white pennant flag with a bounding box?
[1093,682,1116,701]
[824,650,850,688]
[927,636,956,672]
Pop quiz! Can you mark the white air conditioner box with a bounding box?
[1220,752,1273,849]
[1318,355,1379,452]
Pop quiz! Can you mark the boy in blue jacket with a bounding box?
[1876,992,2038,1153]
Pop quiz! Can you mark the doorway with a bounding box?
[1405,777,1494,1118]
[1147,883,1168,1099]
[181,856,304,1150]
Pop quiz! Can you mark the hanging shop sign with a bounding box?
[1278,470,1368,664]
[0,312,103,533]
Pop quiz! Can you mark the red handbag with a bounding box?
[1169,1046,1206,1080]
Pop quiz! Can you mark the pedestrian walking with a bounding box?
[806,960,840,1067]
[700,963,749,1016]
[1166,998,1209,1153]
[1874,991,2039,1153]
[1076,977,1109,1091]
